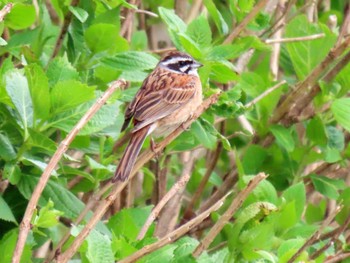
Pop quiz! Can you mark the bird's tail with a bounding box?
[112,126,149,182]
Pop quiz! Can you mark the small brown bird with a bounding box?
[113,51,203,181]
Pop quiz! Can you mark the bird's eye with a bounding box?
[179,61,186,66]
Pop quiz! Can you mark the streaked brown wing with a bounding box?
[132,72,197,131]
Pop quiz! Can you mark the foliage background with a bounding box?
[0,0,350,262]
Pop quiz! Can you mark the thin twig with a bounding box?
[0,3,13,22]
[324,252,350,263]
[54,93,221,262]
[265,33,325,44]
[245,80,286,108]
[310,213,350,260]
[287,206,342,263]
[137,156,195,240]
[135,9,158,17]
[192,173,268,257]
[12,80,126,263]
[119,191,232,263]
[223,0,269,44]
[50,0,79,61]
[270,36,350,124]
[336,3,350,47]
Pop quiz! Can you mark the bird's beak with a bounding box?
[193,60,203,68]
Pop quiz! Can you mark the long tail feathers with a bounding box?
[112,126,150,182]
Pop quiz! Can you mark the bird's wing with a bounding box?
[131,70,197,132]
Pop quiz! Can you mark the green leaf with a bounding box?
[18,174,85,218]
[27,129,56,154]
[0,37,7,46]
[50,80,95,114]
[311,174,346,199]
[242,145,268,175]
[25,64,50,121]
[4,3,36,30]
[270,125,295,152]
[69,6,89,23]
[107,206,152,240]
[46,56,79,87]
[0,133,17,161]
[5,69,33,132]
[0,196,17,224]
[191,120,216,149]
[158,7,186,32]
[278,238,305,263]
[86,228,114,263]
[0,229,32,263]
[326,126,344,150]
[331,98,350,132]
[285,15,337,80]
[282,182,306,221]
[209,61,238,83]
[34,199,64,228]
[203,0,229,35]
[242,175,278,206]
[186,15,212,48]
[102,51,158,71]
[306,117,327,146]
[3,163,21,184]
[85,24,120,54]
[305,200,326,223]
[49,98,122,135]
[178,34,203,58]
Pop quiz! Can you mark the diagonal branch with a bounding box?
[12,79,127,263]
[192,172,268,257]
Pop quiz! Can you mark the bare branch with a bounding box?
[287,206,342,263]
[265,33,325,44]
[50,0,80,61]
[192,173,268,257]
[119,192,232,263]
[12,80,126,263]
[245,80,286,108]
[223,0,269,44]
[137,156,195,240]
[0,3,13,22]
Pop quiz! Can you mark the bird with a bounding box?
[113,51,203,182]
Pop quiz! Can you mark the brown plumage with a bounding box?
[113,51,203,181]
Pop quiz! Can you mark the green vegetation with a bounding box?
[0,0,350,262]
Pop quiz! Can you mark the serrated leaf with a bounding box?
[34,199,63,228]
[306,117,327,146]
[311,174,346,199]
[191,120,216,149]
[86,229,114,263]
[331,98,350,132]
[186,15,212,47]
[282,182,306,221]
[27,129,56,154]
[285,15,337,80]
[107,206,152,240]
[25,64,50,121]
[49,98,122,135]
[209,61,238,83]
[178,34,203,58]
[203,0,228,35]
[69,6,88,23]
[0,196,17,224]
[4,3,36,30]
[102,51,158,71]
[46,56,79,87]
[158,7,186,32]
[18,174,85,218]
[50,80,95,114]
[0,133,17,161]
[5,69,33,132]
[270,125,295,152]
[85,24,120,54]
